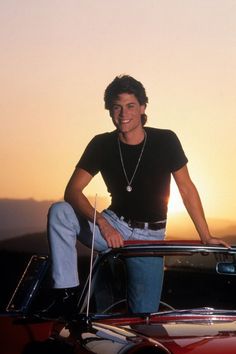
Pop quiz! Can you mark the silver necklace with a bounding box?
[118,131,147,192]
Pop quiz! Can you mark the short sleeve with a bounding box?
[76,135,103,176]
[167,131,188,172]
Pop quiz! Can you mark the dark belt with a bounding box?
[122,217,166,230]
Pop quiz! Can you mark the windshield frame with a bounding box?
[77,242,236,318]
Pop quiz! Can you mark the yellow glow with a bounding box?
[168,181,185,214]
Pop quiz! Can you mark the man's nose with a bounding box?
[119,107,124,116]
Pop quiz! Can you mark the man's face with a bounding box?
[110,93,146,134]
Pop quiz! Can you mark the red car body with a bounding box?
[1,240,236,354]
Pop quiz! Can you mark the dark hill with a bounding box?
[0,198,54,240]
[0,232,49,254]
[0,197,109,240]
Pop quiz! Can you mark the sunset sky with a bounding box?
[1,0,236,221]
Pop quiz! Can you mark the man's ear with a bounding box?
[141,104,146,114]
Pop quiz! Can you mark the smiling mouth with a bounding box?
[119,119,130,124]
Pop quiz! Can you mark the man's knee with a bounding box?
[48,201,75,222]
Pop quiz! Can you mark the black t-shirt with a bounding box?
[77,127,188,221]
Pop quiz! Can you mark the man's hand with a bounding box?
[203,236,231,248]
[97,216,124,248]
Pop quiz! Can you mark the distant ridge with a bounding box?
[0,197,109,240]
[0,231,49,254]
[0,198,235,242]
[0,198,54,240]
[0,231,92,257]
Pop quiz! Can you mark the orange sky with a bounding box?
[0,0,236,221]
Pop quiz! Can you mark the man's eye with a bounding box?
[128,104,135,109]
[113,106,120,111]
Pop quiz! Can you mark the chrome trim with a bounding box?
[101,244,236,257]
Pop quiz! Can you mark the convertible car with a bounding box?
[1,240,236,354]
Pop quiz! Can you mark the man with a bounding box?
[44,75,229,317]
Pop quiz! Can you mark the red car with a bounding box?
[1,240,236,354]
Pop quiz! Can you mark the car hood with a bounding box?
[61,316,236,354]
[128,319,236,354]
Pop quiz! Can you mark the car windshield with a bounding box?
[79,244,236,316]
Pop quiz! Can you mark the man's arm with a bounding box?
[64,168,124,248]
[173,165,230,247]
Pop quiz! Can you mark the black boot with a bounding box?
[38,286,79,319]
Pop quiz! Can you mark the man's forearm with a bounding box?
[180,182,212,243]
[64,189,105,225]
[64,189,124,247]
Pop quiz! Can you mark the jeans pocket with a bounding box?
[147,228,166,240]
[132,228,166,240]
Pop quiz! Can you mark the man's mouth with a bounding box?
[119,119,130,124]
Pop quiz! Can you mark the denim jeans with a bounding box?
[47,201,166,313]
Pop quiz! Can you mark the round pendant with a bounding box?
[126,185,132,192]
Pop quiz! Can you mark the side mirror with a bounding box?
[216,262,236,275]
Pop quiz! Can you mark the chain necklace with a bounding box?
[117,131,147,192]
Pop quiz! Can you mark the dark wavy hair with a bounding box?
[104,75,148,125]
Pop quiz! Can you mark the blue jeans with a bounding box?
[47,201,166,312]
